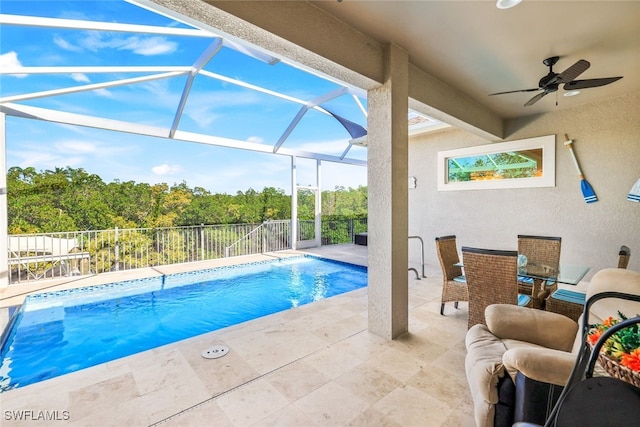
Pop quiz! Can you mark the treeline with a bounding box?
[6,166,368,234]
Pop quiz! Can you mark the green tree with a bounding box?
[59,168,112,230]
[260,187,290,220]
[7,166,368,233]
[104,180,155,226]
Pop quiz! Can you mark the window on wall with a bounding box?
[437,135,555,191]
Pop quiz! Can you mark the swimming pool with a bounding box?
[0,255,367,392]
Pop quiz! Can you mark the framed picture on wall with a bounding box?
[437,134,555,191]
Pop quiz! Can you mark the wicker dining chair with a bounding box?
[435,235,468,315]
[462,246,532,330]
[546,244,632,321]
[517,234,562,309]
[619,245,631,269]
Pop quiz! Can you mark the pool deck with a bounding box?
[0,244,474,426]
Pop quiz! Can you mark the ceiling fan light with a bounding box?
[496,0,523,9]
[564,90,581,97]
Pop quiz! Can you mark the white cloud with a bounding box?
[0,51,27,78]
[9,150,59,168]
[0,51,22,67]
[247,136,264,144]
[7,148,86,170]
[184,106,221,128]
[57,123,103,136]
[94,88,114,98]
[55,32,177,56]
[140,79,172,96]
[53,35,83,52]
[152,163,182,176]
[7,132,138,171]
[79,33,177,56]
[71,73,90,83]
[54,140,98,154]
[76,32,104,52]
[119,36,177,56]
[183,90,263,129]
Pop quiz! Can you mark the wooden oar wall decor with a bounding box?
[564,134,597,204]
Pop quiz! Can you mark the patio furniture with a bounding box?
[517,235,562,309]
[461,246,532,330]
[544,289,586,322]
[619,245,631,268]
[543,317,640,426]
[435,235,468,315]
[464,268,640,427]
[515,300,640,427]
[355,232,367,246]
[8,236,90,280]
[545,245,630,321]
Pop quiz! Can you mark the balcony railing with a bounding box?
[7,218,367,284]
[224,221,291,258]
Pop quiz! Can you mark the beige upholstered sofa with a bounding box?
[465,268,640,427]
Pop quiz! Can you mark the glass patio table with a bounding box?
[455,260,591,310]
[453,261,590,286]
[519,263,590,286]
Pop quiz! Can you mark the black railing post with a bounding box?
[114,226,120,271]
[200,224,205,261]
[349,218,354,243]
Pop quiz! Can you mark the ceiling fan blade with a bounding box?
[552,59,590,84]
[524,91,549,106]
[489,88,539,96]
[564,76,623,90]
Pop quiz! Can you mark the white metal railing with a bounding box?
[224,220,291,257]
[7,223,277,284]
[7,218,367,284]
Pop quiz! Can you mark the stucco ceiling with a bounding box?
[310,0,640,119]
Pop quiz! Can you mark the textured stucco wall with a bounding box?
[408,92,640,281]
[367,44,409,339]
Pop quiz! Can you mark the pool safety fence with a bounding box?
[7,218,367,284]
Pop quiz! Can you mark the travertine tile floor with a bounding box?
[0,245,475,426]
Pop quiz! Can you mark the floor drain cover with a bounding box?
[202,344,229,359]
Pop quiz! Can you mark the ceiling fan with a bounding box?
[489,56,623,106]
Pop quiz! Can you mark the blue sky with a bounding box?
[0,0,368,194]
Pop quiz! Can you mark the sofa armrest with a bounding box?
[486,304,578,352]
[465,324,509,427]
[503,347,576,386]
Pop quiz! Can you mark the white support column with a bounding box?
[367,44,409,339]
[0,113,8,288]
[291,156,298,250]
[315,159,322,247]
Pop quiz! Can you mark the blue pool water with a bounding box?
[0,256,367,392]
